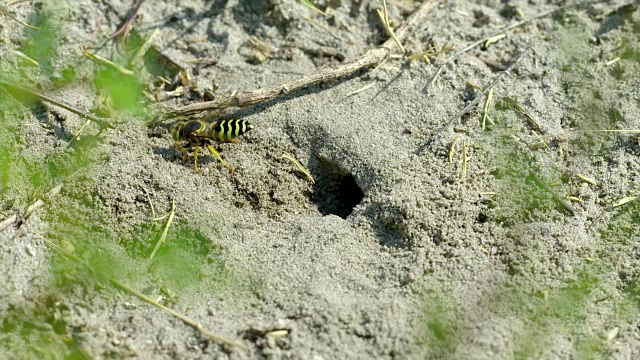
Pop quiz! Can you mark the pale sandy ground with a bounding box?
[1,0,639,359]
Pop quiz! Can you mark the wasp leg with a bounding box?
[193,147,201,174]
[230,138,241,144]
[174,142,186,161]
[206,144,234,172]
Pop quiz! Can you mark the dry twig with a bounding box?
[0,182,64,232]
[170,0,440,117]
[482,88,494,130]
[0,215,18,232]
[345,83,375,97]
[13,50,39,67]
[0,79,114,129]
[420,48,530,149]
[112,0,144,39]
[503,96,543,133]
[0,4,39,29]
[111,280,247,349]
[377,0,406,53]
[282,153,315,184]
[427,1,590,88]
[41,237,247,350]
[84,49,135,76]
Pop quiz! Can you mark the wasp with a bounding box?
[172,119,254,173]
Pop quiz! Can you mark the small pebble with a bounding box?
[25,245,36,256]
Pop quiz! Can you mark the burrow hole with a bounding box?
[312,157,364,219]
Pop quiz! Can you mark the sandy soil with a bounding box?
[1,0,639,359]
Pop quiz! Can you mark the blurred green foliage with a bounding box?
[0,91,50,207]
[418,18,640,358]
[0,6,236,358]
[0,90,100,211]
[44,189,236,295]
[417,265,635,358]
[494,157,560,224]
[0,308,74,360]
[137,226,231,292]
[22,6,61,78]
[417,292,461,358]
[554,23,638,153]
[94,67,146,117]
[508,270,603,359]
[482,110,563,225]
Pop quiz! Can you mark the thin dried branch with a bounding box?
[419,48,530,151]
[41,237,248,350]
[0,79,114,130]
[0,4,40,29]
[170,0,441,117]
[112,0,144,39]
[111,279,248,349]
[0,182,64,232]
[427,1,592,88]
[149,199,176,260]
[84,49,135,76]
[0,215,18,232]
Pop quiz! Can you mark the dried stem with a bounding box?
[111,280,248,350]
[427,1,591,88]
[0,79,114,130]
[170,0,440,117]
[282,153,315,184]
[41,237,247,350]
[149,199,176,259]
[84,49,135,76]
[0,182,65,232]
[24,184,63,220]
[420,48,530,149]
[112,0,144,39]
[0,4,40,29]
[529,171,576,216]
[0,215,18,232]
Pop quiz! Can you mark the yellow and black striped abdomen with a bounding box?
[212,119,254,142]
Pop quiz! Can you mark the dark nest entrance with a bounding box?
[312,157,364,219]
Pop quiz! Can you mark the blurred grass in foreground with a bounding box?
[417,14,640,358]
[418,265,637,359]
[0,4,256,357]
